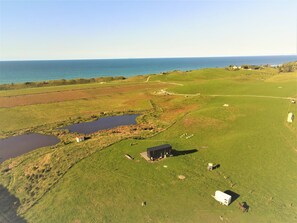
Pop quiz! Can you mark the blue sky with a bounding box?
[0,0,296,60]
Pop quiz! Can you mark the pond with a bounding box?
[0,133,60,163]
[63,114,139,134]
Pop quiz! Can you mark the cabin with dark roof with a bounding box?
[147,144,172,161]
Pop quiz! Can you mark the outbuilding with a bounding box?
[287,112,294,123]
[212,190,232,206]
[76,136,85,142]
[147,144,172,161]
[207,163,214,171]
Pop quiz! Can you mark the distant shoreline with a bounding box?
[0,55,296,85]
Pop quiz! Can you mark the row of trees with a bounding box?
[0,76,126,90]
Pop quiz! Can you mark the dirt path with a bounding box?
[208,94,295,100]
[158,89,295,100]
[145,75,184,86]
[156,80,184,86]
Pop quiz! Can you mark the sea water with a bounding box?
[0,55,296,84]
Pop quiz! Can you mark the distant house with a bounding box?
[76,136,85,142]
[287,113,294,123]
[147,144,172,161]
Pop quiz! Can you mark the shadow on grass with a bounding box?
[172,149,198,157]
[0,185,27,223]
[213,164,220,170]
[224,190,240,205]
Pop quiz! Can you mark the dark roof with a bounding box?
[147,144,172,152]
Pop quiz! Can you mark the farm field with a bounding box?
[0,67,297,223]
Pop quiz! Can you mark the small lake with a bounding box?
[63,114,139,134]
[0,133,60,163]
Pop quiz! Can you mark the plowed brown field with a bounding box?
[0,83,165,107]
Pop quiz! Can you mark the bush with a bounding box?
[0,75,128,90]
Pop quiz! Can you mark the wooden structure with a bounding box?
[125,154,134,160]
[238,202,248,212]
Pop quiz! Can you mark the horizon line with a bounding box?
[1,54,296,62]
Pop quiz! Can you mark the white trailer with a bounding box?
[287,113,294,123]
[212,190,232,206]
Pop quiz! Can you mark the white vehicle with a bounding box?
[212,190,232,206]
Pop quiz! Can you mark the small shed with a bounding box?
[147,144,172,161]
[287,113,294,123]
[212,190,232,206]
[207,163,214,171]
[76,136,85,142]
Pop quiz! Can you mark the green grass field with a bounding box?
[0,67,296,222]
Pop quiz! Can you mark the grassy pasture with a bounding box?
[0,68,296,222]
[24,95,297,223]
[0,82,169,133]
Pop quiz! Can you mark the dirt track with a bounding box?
[158,89,295,100]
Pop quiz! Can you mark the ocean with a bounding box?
[0,55,296,84]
